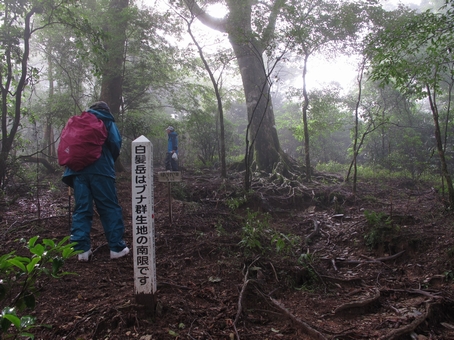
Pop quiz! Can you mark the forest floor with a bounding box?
[1,167,454,340]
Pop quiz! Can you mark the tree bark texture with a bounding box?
[100,0,129,173]
[427,85,454,206]
[100,0,129,118]
[232,41,281,173]
[45,46,56,161]
[184,0,284,173]
[0,8,35,188]
[301,54,311,181]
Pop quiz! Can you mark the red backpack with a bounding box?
[58,111,108,171]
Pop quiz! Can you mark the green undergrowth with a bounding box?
[316,162,439,184]
[1,236,79,339]
[363,210,401,251]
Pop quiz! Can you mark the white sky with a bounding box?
[202,0,423,92]
[382,0,421,10]
[147,0,423,92]
[305,0,421,91]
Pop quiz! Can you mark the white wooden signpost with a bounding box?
[157,171,182,224]
[131,136,156,311]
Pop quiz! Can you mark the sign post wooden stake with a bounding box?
[131,136,156,312]
[158,171,182,224]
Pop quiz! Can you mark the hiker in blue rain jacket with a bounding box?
[62,101,129,262]
[165,126,179,171]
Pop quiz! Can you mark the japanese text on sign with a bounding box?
[131,136,156,295]
[157,171,182,183]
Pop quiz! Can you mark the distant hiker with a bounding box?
[61,101,129,262]
[165,126,179,171]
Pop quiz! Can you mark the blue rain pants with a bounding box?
[71,173,126,252]
[165,152,179,171]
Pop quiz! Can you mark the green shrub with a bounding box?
[0,236,79,338]
[363,210,400,250]
[444,270,454,282]
[315,162,439,184]
[238,209,299,255]
[295,252,319,291]
[171,182,189,201]
[238,209,270,253]
[225,196,247,211]
[315,161,348,174]
[272,232,300,255]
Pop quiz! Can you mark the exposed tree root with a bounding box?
[359,250,406,263]
[322,250,406,268]
[333,290,444,339]
[319,275,364,285]
[304,220,321,245]
[233,278,250,340]
[383,288,443,300]
[379,301,436,340]
[269,298,328,340]
[233,257,260,340]
[333,288,380,314]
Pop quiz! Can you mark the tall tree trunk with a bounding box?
[346,61,365,195]
[231,41,281,173]
[187,20,227,178]
[427,84,454,206]
[301,54,311,181]
[99,0,129,172]
[0,8,35,188]
[183,0,286,175]
[43,122,56,160]
[100,0,129,116]
[44,45,56,161]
